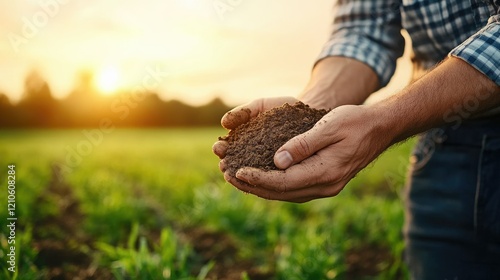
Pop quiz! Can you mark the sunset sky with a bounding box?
[0,0,411,106]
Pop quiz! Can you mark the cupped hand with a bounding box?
[212,96,299,160]
[228,105,393,203]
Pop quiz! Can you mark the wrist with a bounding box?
[299,86,339,110]
[363,102,403,146]
[299,56,379,110]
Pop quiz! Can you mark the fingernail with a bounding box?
[275,150,293,169]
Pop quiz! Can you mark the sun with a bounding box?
[95,66,121,95]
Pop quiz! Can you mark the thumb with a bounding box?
[274,123,333,169]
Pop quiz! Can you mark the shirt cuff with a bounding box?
[317,32,398,88]
[449,16,500,86]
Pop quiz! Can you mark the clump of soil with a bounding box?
[219,102,329,177]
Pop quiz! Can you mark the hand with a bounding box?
[228,105,393,203]
[212,96,304,195]
[212,96,299,159]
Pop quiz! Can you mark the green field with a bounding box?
[0,129,414,279]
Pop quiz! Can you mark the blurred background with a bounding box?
[0,1,414,279]
[0,0,412,125]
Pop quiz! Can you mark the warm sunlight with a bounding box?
[95,66,121,95]
[0,1,344,105]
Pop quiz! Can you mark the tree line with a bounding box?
[0,71,232,128]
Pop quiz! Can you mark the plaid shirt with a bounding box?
[318,0,500,88]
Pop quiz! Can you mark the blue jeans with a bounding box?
[404,117,500,280]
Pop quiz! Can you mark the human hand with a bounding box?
[226,105,393,203]
[212,96,299,159]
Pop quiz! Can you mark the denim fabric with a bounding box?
[404,117,500,280]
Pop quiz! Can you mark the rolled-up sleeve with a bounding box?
[449,15,500,86]
[317,0,405,88]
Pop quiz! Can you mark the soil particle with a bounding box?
[219,102,329,177]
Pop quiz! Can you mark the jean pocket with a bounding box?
[475,134,500,239]
[409,128,446,175]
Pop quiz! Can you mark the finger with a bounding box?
[212,141,229,159]
[219,159,227,172]
[221,97,297,129]
[223,171,256,193]
[236,167,345,201]
[225,170,308,202]
[229,170,330,203]
[238,154,330,192]
[224,170,277,200]
[274,115,338,169]
[221,105,252,130]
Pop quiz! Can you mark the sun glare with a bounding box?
[95,66,121,95]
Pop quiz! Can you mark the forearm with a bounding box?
[299,56,379,109]
[372,57,500,144]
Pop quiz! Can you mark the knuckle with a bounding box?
[247,98,264,117]
[256,98,265,112]
[293,136,311,158]
[294,162,321,187]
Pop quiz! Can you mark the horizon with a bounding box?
[0,0,412,108]
[0,0,332,107]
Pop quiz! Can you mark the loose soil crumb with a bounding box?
[219,102,329,177]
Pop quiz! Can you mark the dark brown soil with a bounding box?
[36,165,272,280]
[181,227,273,280]
[219,102,329,177]
[346,244,395,279]
[33,165,113,280]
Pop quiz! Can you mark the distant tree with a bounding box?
[65,71,98,102]
[1,69,233,128]
[21,71,54,101]
[62,70,105,127]
[0,93,16,127]
[195,97,230,126]
[0,93,11,107]
[17,71,58,127]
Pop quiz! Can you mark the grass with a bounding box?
[0,128,414,279]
